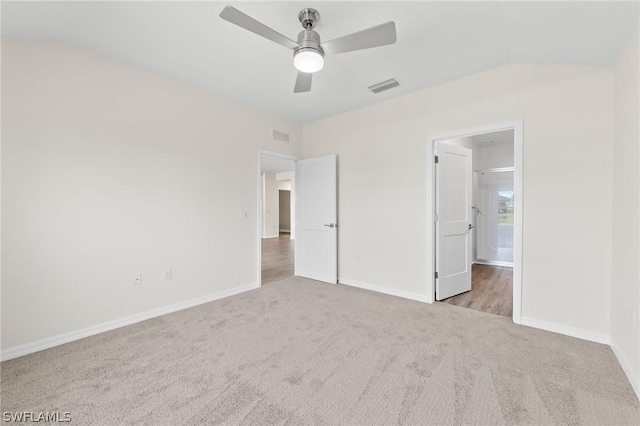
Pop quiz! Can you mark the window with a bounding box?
[498,190,514,224]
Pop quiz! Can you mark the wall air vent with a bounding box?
[368,78,400,94]
[272,129,290,143]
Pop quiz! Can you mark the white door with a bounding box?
[436,144,473,300]
[295,155,337,284]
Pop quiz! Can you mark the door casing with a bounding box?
[257,150,299,287]
[426,120,524,324]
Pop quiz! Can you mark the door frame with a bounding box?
[257,150,299,287]
[426,120,524,324]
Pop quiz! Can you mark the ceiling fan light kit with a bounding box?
[294,49,324,73]
[293,13,325,74]
[219,5,397,93]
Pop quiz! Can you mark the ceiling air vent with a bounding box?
[272,129,290,143]
[368,78,400,94]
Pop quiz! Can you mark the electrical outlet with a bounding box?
[354,254,360,263]
[163,268,172,281]
[133,273,142,286]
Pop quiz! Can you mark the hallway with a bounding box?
[440,264,513,317]
[261,233,294,285]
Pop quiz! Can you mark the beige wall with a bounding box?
[1,40,301,350]
[302,63,614,336]
[611,25,640,388]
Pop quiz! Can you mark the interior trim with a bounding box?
[339,277,431,303]
[611,340,640,401]
[520,316,610,345]
[0,282,260,362]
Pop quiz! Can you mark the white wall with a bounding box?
[611,25,640,392]
[442,137,473,149]
[261,171,295,238]
[475,143,514,170]
[302,63,614,337]
[277,181,291,191]
[262,172,280,238]
[1,40,301,351]
[440,138,514,171]
[2,38,632,362]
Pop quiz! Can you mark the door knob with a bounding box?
[468,224,475,230]
[324,223,336,228]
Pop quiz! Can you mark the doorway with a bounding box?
[259,152,297,285]
[257,151,339,286]
[474,168,514,267]
[426,121,523,322]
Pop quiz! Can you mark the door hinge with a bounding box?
[435,213,438,222]
[435,271,439,279]
[434,155,439,163]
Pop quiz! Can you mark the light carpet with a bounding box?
[1,277,638,425]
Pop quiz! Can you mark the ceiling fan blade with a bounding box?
[219,6,299,50]
[321,21,397,55]
[294,72,312,93]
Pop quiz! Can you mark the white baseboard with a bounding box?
[611,341,640,401]
[520,316,610,345]
[339,277,431,303]
[262,233,279,239]
[472,260,513,268]
[1,282,259,362]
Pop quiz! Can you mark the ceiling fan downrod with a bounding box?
[298,8,320,29]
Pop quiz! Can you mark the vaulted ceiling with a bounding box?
[2,1,638,123]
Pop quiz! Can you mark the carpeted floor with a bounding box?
[1,277,638,425]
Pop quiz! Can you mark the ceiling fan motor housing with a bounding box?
[296,30,324,56]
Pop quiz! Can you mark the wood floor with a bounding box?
[262,236,511,317]
[261,232,294,285]
[440,264,513,317]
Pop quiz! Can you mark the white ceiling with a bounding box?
[2,1,638,123]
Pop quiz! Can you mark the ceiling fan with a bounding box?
[219,6,397,93]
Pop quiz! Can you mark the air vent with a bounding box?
[272,129,290,143]
[368,78,400,94]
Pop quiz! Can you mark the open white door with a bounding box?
[295,155,337,284]
[436,144,473,300]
